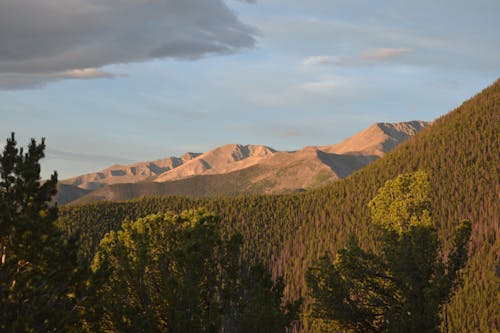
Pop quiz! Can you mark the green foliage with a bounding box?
[369,170,432,233]
[306,171,472,332]
[0,133,82,331]
[306,239,394,332]
[88,209,299,332]
[237,263,302,333]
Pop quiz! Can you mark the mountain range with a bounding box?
[57,121,429,204]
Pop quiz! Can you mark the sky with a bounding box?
[0,0,498,179]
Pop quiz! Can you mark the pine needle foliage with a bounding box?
[0,133,82,332]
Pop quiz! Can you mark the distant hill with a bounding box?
[59,79,500,332]
[55,184,92,205]
[60,152,201,190]
[58,120,428,204]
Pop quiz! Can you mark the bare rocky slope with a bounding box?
[57,120,429,204]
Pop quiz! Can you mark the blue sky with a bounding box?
[1,0,498,179]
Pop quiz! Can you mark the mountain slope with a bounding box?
[60,153,201,190]
[60,121,428,204]
[59,79,500,331]
[153,144,276,182]
[323,120,428,155]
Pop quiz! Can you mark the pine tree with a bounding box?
[236,263,301,333]
[0,133,82,331]
[89,209,300,332]
[306,171,472,332]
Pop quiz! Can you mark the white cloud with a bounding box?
[303,55,337,65]
[61,68,119,79]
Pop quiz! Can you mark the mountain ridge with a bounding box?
[57,120,429,204]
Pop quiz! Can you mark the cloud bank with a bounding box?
[0,68,125,90]
[0,0,256,89]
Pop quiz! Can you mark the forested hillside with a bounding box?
[59,80,499,331]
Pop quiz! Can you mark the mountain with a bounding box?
[57,121,428,204]
[55,184,92,205]
[59,80,500,332]
[154,144,276,182]
[60,152,201,190]
[321,120,428,155]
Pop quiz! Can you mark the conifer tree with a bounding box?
[0,133,81,331]
[90,209,299,332]
[236,263,301,333]
[306,171,472,332]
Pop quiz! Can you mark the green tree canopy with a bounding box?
[0,133,82,331]
[369,170,432,234]
[89,209,300,332]
[306,171,472,332]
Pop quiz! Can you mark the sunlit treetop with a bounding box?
[369,170,432,234]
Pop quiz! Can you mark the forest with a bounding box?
[1,79,499,332]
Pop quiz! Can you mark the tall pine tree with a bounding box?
[0,133,82,331]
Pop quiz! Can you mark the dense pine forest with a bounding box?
[55,80,500,331]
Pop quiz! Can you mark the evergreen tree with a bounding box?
[90,209,299,332]
[236,263,301,333]
[0,133,82,331]
[306,171,472,332]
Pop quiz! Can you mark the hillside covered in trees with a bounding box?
[59,80,499,331]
